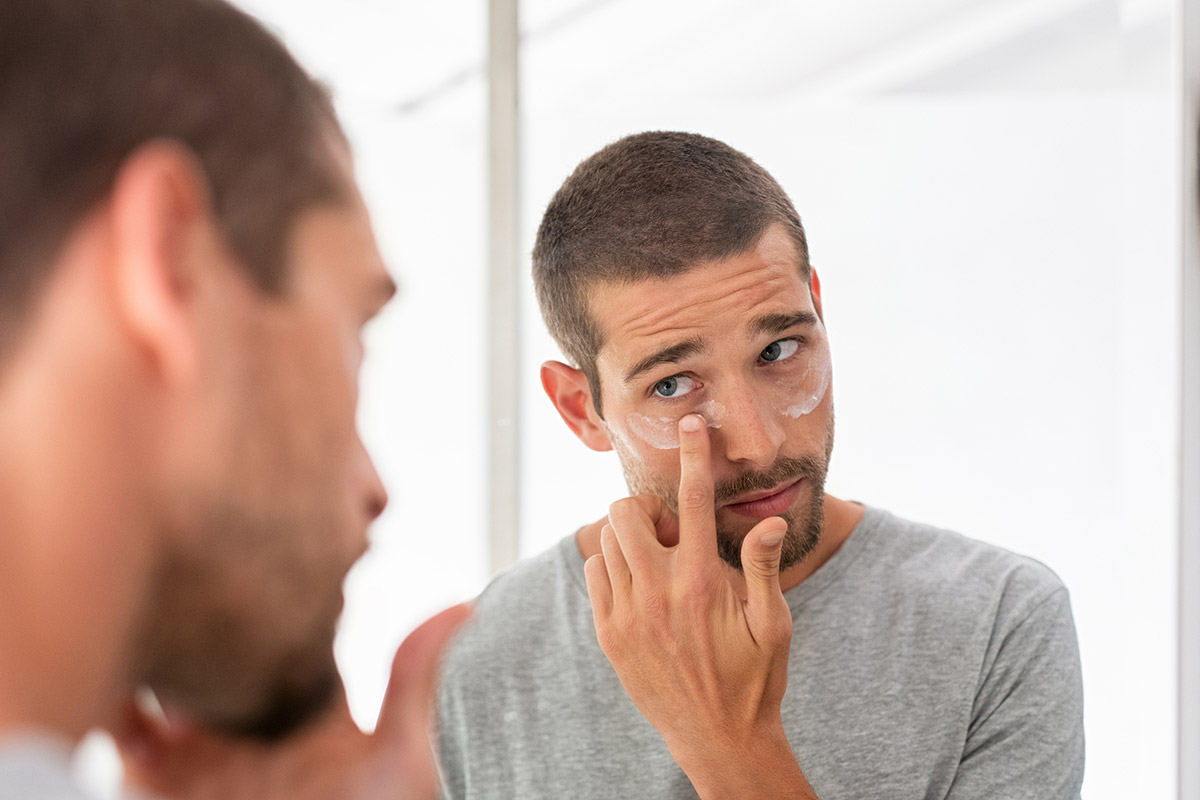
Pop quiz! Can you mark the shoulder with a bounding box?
[474,538,577,619]
[435,535,601,768]
[440,535,588,682]
[852,507,1071,629]
[851,511,1086,795]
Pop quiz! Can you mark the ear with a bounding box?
[810,267,824,321]
[540,360,613,452]
[107,140,216,386]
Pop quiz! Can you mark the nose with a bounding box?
[356,437,389,522]
[715,382,785,469]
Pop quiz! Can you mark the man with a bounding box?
[0,1,467,798]
[437,132,1084,798]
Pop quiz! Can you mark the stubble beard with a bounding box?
[611,412,835,574]
[134,498,347,742]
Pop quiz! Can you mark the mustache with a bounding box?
[713,455,825,505]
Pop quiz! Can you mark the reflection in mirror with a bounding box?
[515,2,1176,799]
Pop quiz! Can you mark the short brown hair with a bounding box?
[0,0,344,355]
[532,131,811,415]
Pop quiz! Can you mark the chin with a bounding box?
[716,493,825,573]
[143,593,346,743]
[213,658,341,741]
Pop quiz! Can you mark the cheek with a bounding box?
[623,413,680,451]
[296,316,360,427]
[613,440,681,497]
[773,343,832,419]
[620,399,727,451]
[774,380,836,462]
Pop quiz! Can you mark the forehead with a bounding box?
[591,225,812,372]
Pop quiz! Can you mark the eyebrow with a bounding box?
[623,337,707,385]
[749,311,819,338]
[620,312,819,386]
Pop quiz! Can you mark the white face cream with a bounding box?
[625,399,726,451]
[611,338,831,452]
[778,342,832,419]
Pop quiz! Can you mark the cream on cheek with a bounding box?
[613,344,831,451]
[621,399,726,451]
[778,342,832,419]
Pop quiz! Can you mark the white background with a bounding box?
[77,1,1181,798]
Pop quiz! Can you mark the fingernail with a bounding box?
[761,525,785,547]
[679,414,703,433]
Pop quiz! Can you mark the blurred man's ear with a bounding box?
[540,361,613,453]
[811,267,824,321]
[108,141,215,387]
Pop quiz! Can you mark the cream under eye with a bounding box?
[653,374,694,399]
[778,339,832,418]
[621,398,726,451]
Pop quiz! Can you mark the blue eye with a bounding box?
[653,375,695,399]
[761,339,799,363]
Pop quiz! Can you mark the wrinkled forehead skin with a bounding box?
[590,224,818,389]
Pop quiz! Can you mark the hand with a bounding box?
[584,414,815,799]
[111,603,471,800]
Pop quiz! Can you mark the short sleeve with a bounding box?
[945,587,1085,799]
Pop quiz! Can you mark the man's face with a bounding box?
[590,224,835,572]
[138,144,394,739]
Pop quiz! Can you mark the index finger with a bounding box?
[676,413,718,563]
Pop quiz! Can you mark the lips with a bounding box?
[721,478,804,520]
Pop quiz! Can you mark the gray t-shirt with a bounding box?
[437,506,1084,799]
[0,735,91,799]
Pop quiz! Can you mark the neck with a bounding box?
[0,284,156,742]
[777,494,863,592]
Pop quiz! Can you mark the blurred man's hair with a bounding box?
[0,0,345,356]
[532,131,811,416]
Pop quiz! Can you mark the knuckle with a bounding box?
[584,557,607,587]
[641,588,671,623]
[749,551,778,573]
[770,615,794,645]
[679,485,711,513]
[633,494,662,520]
[763,607,794,647]
[676,580,710,613]
[595,624,623,658]
[673,568,716,606]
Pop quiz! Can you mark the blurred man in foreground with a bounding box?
[437,132,1084,799]
[0,1,467,797]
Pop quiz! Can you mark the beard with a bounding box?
[134,496,350,742]
[712,454,827,572]
[611,410,835,573]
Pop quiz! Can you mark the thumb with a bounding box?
[740,517,789,632]
[375,602,473,743]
